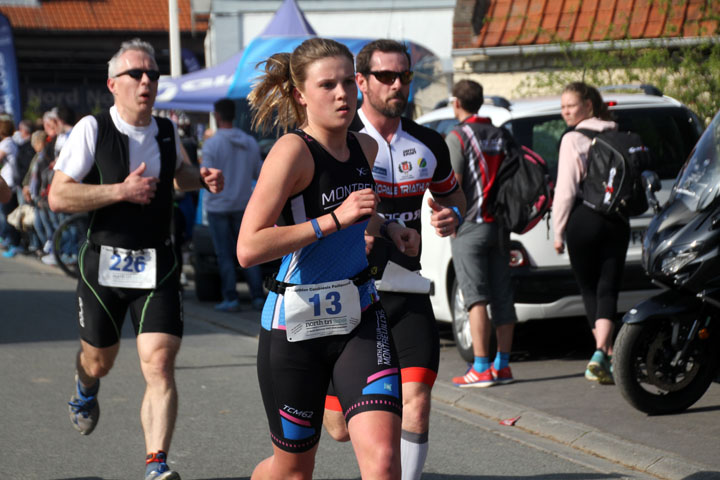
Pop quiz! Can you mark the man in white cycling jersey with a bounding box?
[323,38,466,480]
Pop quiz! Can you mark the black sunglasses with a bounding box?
[366,70,414,86]
[114,69,161,82]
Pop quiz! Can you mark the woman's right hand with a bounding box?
[554,240,565,254]
[333,188,379,227]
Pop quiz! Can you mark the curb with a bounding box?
[431,382,715,480]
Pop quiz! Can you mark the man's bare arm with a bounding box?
[48,163,158,213]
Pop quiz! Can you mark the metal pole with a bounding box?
[168,0,182,77]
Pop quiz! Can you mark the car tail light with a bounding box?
[509,248,526,267]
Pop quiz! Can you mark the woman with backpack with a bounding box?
[553,81,627,385]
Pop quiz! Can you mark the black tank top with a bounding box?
[279,130,375,225]
[83,112,177,250]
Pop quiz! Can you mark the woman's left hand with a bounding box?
[333,188,379,227]
[554,240,565,254]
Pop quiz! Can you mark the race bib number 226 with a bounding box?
[98,246,157,289]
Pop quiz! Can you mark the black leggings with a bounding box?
[565,204,629,328]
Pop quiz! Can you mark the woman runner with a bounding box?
[237,37,420,480]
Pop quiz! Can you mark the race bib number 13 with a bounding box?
[98,246,157,289]
[284,279,361,342]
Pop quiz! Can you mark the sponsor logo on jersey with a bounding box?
[385,209,422,222]
[403,147,417,156]
[417,157,427,168]
[398,161,412,174]
[321,182,374,207]
[376,179,430,198]
[372,165,387,176]
[356,167,368,177]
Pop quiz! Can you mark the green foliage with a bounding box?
[514,1,720,124]
[23,96,42,124]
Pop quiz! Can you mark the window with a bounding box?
[613,107,701,179]
[504,115,567,179]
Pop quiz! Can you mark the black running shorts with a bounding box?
[382,291,440,384]
[76,243,183,348]
[325,291,439,412]
[257,301,402,453]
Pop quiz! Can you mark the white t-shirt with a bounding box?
[0,136,18,187]
[55,106,183,183]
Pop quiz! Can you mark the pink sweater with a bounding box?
[553,117,618,244]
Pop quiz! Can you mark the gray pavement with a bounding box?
[182,267,720,480]
[1,252,719,480]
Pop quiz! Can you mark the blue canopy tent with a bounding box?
[155,1,438,114]
[257,0,316,37]
[226,36,437,101]
[155,51,242,111]
[155,0,316,112]
[158,35,436,112]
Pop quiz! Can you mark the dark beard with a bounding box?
[369,92,407,118]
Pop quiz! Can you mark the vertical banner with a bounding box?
[0,13,21,124]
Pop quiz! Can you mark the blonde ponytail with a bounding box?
[249,38,355,134]
[249,53,304,134]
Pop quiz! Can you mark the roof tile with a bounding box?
[456,0,718,49]
[0,0,206,32]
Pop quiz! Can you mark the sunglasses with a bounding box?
[366,70,414,86]
[114,69,161,82]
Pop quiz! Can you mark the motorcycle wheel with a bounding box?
[613,319,720,415]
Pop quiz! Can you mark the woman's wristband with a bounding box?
[310,218,323,239]
[330,211,342,232]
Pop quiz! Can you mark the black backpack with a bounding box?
[490,145,554,234]
[14,140,35,186]
[576,129,652,219]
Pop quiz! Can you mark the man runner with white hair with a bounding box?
[49,38,224,480]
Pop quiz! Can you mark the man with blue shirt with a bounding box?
[202,98,265,312]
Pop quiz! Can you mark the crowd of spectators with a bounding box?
[1,108,69,262]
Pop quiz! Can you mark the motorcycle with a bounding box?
[613,111,720,415]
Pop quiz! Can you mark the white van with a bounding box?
[416,88,704,360]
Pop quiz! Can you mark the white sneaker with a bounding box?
[41,253,57,265]
[43,240,52,254]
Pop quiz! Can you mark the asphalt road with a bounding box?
[1,253,718,480]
